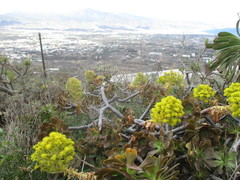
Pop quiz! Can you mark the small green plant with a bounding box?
[23,59,32,66]
[213,151,237,175]
[0,55,8,63]
[3,70,16,82]
[131,72,148,88]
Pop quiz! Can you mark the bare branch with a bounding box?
[177,57,189,70]
[117,91,140,102]
[108,105,123,118]
[126,124,137,133]
[120,133,130,139]
[230,133,240,153]
[209,175,223,180]
[139,98,155,120]
[85,92,100,97]
[0,85,14,96]
[107,95,118,104]
[134,119,145,126]
[22,65,30,76]
[101,86,109,105]
[136,155,143,163]
[69,120,98,130]
[76,155,99,170]
[98,106,108,130]
[10,65,22,76]
[202,116,223,130]
[98,85,124,130]
[166,124,187,135]
[229,160,240,180]
[182,85,194,99]
[185,72,191,86]
[70,85,139,131]
[125,98,155,133]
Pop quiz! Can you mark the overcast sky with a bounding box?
[1,0,239,27]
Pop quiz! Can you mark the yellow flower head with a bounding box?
[158,70,184,87]
[31,132,75,173]
[193,84,216,103]
[224,83,240,98]
[150,96,184,126]
[224,83,240,117]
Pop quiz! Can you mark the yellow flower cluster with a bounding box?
[31,132,75,173]
[65,77,84,101]
[150,96,184,126]
[131,72,148,88]
[224,83,240,97]
[158,70,184,87]
[224,83,240,117]
[193,84,216,103]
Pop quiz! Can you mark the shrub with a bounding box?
[65,77,84,101]
[131,72,148,88]
[84,70,96,83]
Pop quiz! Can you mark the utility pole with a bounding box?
[39,33,47,79]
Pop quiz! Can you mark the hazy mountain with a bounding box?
[67,9,153,24]
[0,20,21,26]
[204,28,238,36]
[0,14,21,26]
[0,9,152,31]
[0,9,231,34]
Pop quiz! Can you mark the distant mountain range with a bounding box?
[0,9,236,34]
[0,9,153,31]
[205,28,239,36]
[0,20,21,26]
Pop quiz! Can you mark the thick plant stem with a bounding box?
[0,85,13,95]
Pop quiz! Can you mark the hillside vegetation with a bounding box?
[0,22,240,179]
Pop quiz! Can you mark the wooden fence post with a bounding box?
[39,33,47,79]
